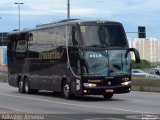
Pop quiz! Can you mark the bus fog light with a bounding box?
[84,83,97,87]
[121,81,131,86]
[84,90,87,93]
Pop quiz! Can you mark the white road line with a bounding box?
[0,93,151,114]
[133,99,144,102]
[127,99,145,102]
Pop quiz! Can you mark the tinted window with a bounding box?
[16,40,27,52]
[80,25,127,47]
[37,29,51,45]
[50,26,66,46]
[29,26,72,53]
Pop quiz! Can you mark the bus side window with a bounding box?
[16,33,28,53]
[69,26,78,46]
[15,33,28,58]
[16,40,27,53]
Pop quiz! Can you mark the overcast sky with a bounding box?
[0,0,160,39]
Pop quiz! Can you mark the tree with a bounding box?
[131,59,151,69]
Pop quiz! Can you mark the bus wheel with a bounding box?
[62,81,71,99]
[103,94,113,99]
[18,79,25,93]
[24,79,31,94]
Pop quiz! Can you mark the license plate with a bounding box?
[106,89,114,93]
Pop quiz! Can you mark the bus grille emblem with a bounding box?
[108,81,111,86]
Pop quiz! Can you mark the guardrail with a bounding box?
[132,76,160,92]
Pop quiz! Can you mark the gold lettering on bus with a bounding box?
[88,80,103,83]
[39,50,64,60]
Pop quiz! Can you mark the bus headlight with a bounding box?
[121,81,131,86]
[83,83,97,87]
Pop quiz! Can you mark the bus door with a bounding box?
[67,25,81,86]
[14,33,28,72]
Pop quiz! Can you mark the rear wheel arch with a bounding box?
[17,75,22,87]
[24,76,38,94]
[61,77,68,91]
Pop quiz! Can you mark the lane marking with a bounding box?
[0,93,152,114]
[130,99,144,102]
[85,118,124,120]
[125,99,145,102]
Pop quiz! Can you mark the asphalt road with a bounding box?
[0,82,160,120]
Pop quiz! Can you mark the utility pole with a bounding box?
[67,0,70,19]
[0,17,3,45]
[14,2,24,30]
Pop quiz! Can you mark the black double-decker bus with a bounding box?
[7,19,140,99]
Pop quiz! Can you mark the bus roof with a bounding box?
[8,19,122,35]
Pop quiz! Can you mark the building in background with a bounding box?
[0,32,8,72]
[129,38,160,62]
[0,46,7,72]
[0,32,8,46]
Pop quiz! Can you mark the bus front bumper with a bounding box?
[82,85,131,95]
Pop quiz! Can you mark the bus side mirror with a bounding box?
[125,48,140,63]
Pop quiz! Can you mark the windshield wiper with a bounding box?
[109,44,127,47]
[87,45,107,48]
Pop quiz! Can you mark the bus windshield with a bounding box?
[80,25,128,47]
[82,50,131,76]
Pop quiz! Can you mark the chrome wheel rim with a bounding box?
[25,82,29,93]
[19,81,23,91]
[19,81,23,88]
[64,84,69,98]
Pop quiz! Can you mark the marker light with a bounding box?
[83,83,97,88]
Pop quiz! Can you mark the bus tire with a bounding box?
[103,93,113,99]
[24,79,31,94]
[18,79,25,93]
[62,81,71,99]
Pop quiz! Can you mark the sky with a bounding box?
[0,0,160,39]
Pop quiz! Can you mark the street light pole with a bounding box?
[0,17,3,45]
[67,0,70,19]
[14,2,24,30]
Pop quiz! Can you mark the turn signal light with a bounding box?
[122,77,129,82]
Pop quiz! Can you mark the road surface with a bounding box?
[0,83,160,120]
